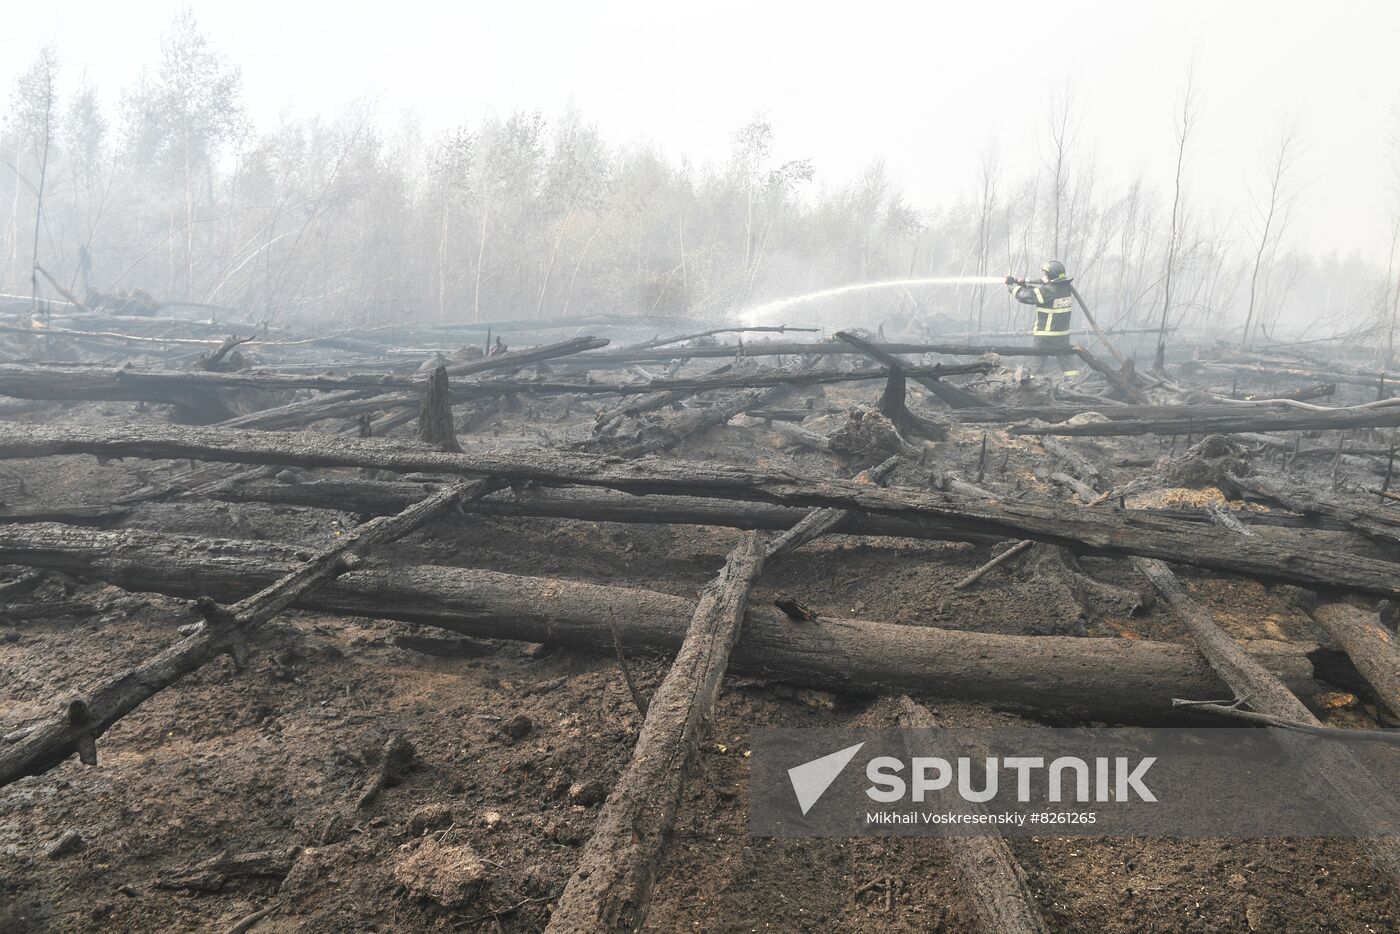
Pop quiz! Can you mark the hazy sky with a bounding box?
[12,1,1400,264]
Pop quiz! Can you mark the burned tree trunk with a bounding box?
[836,330,987,409]
[1133,558,1400,884]
[5,424,1400,596]
[1230,473,1400,549]
[1011,403,1400,437]
[877,365,948,441]
[0,523,1349,724]
[212,480,1004,546]
[548,534,767,932]
[896,697,1048,934]
[417,366,462,453]
[1310,603,1400,719]
[1071,345,1150,404]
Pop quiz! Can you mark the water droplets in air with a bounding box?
[733,277,1006,326]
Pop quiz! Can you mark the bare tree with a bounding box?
[1155,64,1199,369]
[1239,119,1303,349]
[1040,82,1079,258]
[970,135,1000,333]
[9,48,58,313]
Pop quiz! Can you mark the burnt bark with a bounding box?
[5,424,1400,596]
[896,697,1049,934]
[0,523,1350,724]
[1010,403,1400,437]
[1133,557,1400,884]
[1310,603,1400,719]
[836,331,988,409]
[548,534,767,932]
[417,366,462,452]
[1071,345,1150,404]
[1230,473,1400,549]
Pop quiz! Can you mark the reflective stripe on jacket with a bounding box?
[1009,278,1074,337]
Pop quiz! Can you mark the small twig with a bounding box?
[609,614,649,716]
[1172,697,1400,745]
[223,903,278,934]
[952,539,1033,590]
[453,894,556,928]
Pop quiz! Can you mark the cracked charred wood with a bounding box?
[1310,603,1400,719]
[216,336,610,430]
[417,366,462,453]
[1039,435,1102,489]
[1194,361,1382,390]
[896,697,1049,934]
[955,401,1320,425]
[1229,473,1400,549]
[593,364,735,432]
[211,480,1004,545]
[1239,382,1337,402]
[579,361,819,457]
[0,360,990,409]
[0,504,129,527]
[578,386,779,457]
[154,846,301,892]
[196,335,255,372]
[0,480,497,788]
[1009,402,1400,436]
[877,364,948,441]
[1133,557,1400,884]
[8,423,1400,596]
[1071,345,1150,404]
[548,534,768,932]
[762,456,900,558]
[836,330,987,409]
[0,523,1354,725]
[765,419,831,452]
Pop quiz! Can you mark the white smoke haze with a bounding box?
[5,1,1400,352]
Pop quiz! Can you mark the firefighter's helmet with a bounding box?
[1041,259,1067,281]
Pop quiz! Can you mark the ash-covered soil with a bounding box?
[2,374,1398,933]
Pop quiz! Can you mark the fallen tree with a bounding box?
[0,360,990,408]
[836,330,987,408]
[5,424,1400,596]
[1229,473,1400,549]
[551,457,904,931]
[897,696,1049,934]
[209,477,1366,537]
[211,480,1003,544]
[0,523,1352,724]
[217,336,610,430]
[548,533,768,932]
[954,400,1344,425]
[1134,558,1400,884]
[1011,400,1400,436]
[562,339,1056,367]
[1310,603,1400,719]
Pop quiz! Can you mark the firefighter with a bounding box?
[1005,260,1080,378]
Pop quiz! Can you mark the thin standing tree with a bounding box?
[1239,119,1302,349]
[1154,63,1199,370]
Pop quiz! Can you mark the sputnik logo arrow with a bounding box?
[787,742,865,815]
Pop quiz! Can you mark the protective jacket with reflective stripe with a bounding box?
[1009,278,1074,336]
